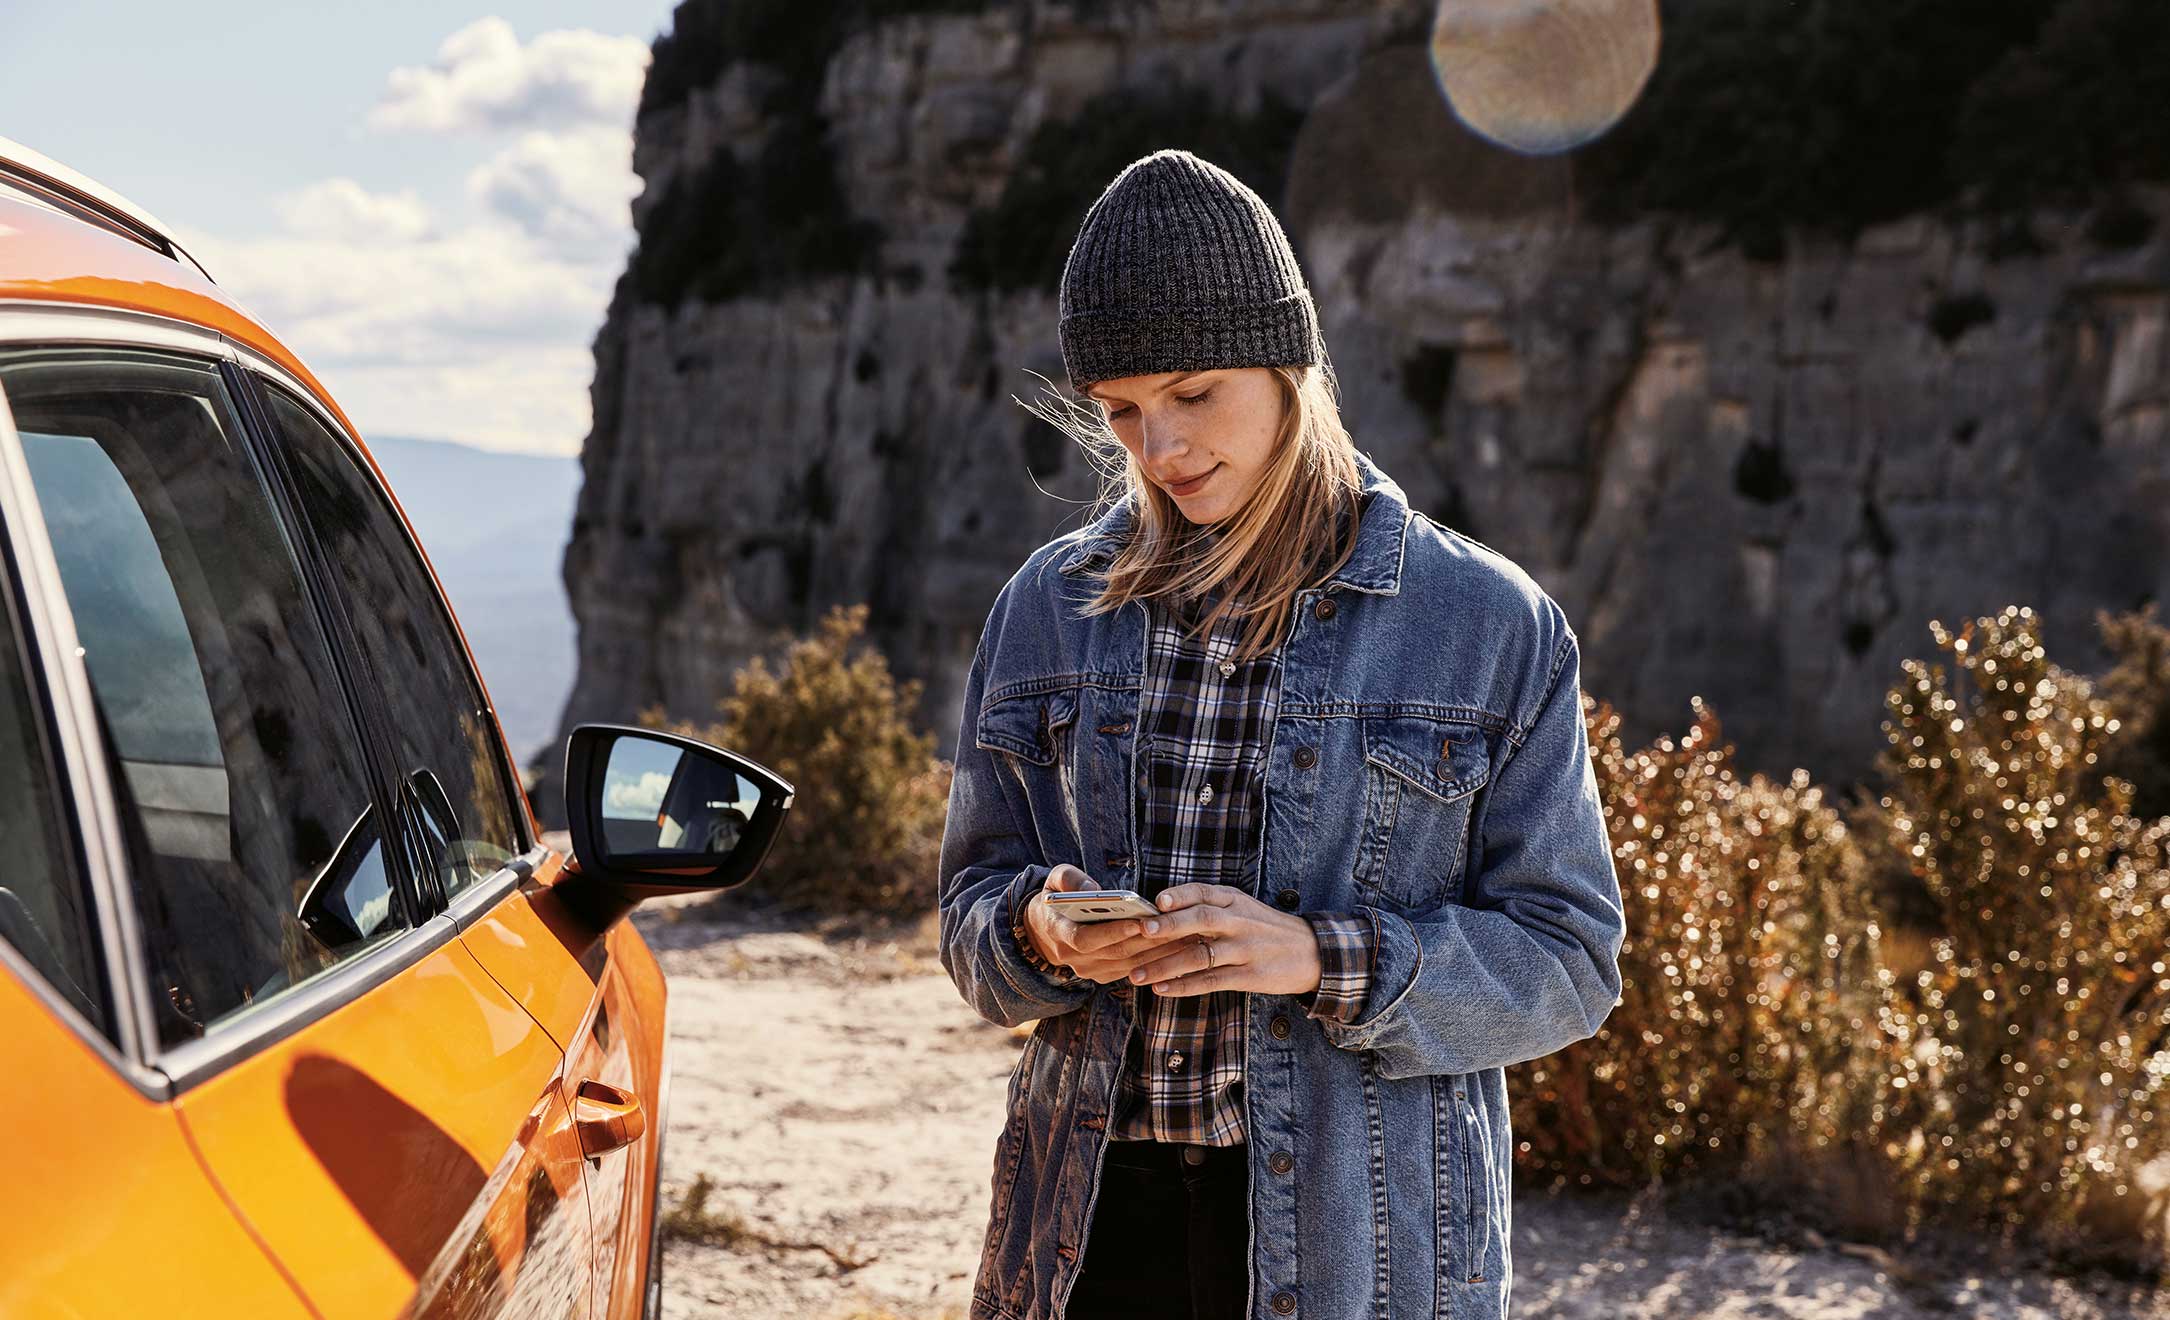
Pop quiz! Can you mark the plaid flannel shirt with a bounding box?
[1008,504,1381,1147]
[1110,572,1376,1144]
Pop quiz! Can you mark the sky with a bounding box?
[0,1,683,455]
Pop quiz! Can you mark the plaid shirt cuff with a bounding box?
[1006,868,1088,989]
[1295,909,1377,1024]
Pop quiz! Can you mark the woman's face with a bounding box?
[1085,366,1285,524]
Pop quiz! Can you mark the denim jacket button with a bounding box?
[1291,745,1315,769]
[1312,596,1335,620]
[1269,1150,1293,1174]
[1269,1014,1292,1039]
[1272,1291,1296,1314]
[1275,888,1300,910]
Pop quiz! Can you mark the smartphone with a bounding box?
[1046,889,1163,923]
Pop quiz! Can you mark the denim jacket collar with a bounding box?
[1053,447,1411,596]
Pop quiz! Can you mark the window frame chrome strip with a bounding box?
[0,316,199,1096]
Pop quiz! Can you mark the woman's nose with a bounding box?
[1141,415,1191,464]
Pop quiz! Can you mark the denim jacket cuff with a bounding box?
[1315,905,1423,1049]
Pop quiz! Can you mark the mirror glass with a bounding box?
[598,733,763,862]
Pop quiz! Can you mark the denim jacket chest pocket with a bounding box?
[973,685,1083,859]
[1353,714,1493,911]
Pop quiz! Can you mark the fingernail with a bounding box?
[1143,919,1160,934]
[1158,894,1174,908]
[1131,969,1148,982]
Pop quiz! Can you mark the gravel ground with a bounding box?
[631,895,2169,1320]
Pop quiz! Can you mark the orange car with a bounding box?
[0,137,792,1318]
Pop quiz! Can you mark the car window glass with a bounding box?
[1,347,406,1048]
[0,544,108,1035]
[256,381,522,902]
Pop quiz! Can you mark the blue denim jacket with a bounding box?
[938,448,1625,1320]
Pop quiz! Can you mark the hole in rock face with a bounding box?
[1733,439,1794,504]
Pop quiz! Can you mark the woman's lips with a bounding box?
[1167,464,1218,495]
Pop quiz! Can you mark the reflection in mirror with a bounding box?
[296,805,395,954]
[599,734,761,862]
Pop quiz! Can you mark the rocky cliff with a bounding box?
[539,0,2170,821]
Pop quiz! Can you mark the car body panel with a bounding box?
[0,192,357,444]
[171,936,594,1316]
[0,956,307,1317]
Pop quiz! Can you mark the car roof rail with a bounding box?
[0,134,215,284]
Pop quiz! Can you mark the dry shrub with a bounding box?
[1513,694,1899,1203]
[1862,605,2170,1272]
[649,603,953,919]
[1519,607,2170,1277]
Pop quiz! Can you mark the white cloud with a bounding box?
[275,178,433,243]
[606,770,672,817]
[156,21,658,456]
[368,17,649,135]
[467,124,639,255]
[175,211,612,456]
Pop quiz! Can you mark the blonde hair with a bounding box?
[1015,360,1366,665]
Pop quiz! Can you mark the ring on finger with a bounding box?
[1201,938,1216,970]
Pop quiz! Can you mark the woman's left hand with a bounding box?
[1122,884,1322,998]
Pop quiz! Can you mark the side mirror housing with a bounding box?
[562,723,794,901]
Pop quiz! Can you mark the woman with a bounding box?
[938,148,1625,1320]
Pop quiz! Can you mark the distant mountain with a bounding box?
[367,435,580,768]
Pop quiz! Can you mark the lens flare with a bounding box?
[1429,0,1661,155]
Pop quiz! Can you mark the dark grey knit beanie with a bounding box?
[1058,148,1322,392]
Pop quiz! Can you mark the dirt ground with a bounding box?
[630,894,2170,1320]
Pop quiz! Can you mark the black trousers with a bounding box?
[1066,1138,1249,1320]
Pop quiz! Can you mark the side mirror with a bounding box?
[562,723,794,897]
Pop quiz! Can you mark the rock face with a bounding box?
[541,0,2170,822]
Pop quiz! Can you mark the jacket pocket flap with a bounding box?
[1362,714,1489,804]
[974,687,1079,766]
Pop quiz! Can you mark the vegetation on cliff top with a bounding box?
[1573,0,2170,258]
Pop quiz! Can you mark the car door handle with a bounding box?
[572,1078,646,1158]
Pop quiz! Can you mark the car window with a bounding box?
[0,542,108,1036]
[255,380,523,904]
[0,347,408,1048]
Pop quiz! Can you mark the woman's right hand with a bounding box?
[1023,864,1196,983]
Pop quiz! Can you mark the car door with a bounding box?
[0,375,309,1317]
[238,359,660,1318]
[0,328,594,1317]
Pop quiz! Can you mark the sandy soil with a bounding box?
[631,894,2170,1320]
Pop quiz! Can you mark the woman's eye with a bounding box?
[1104,391,1206,419]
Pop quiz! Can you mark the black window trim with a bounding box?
[0,302,538,1096]
[229,350,540,873]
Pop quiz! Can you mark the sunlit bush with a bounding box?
[1862,606,2170,1271]
[1513,695,1900,1216]
[647,603,952,918]
[1522,606,2170,1274]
